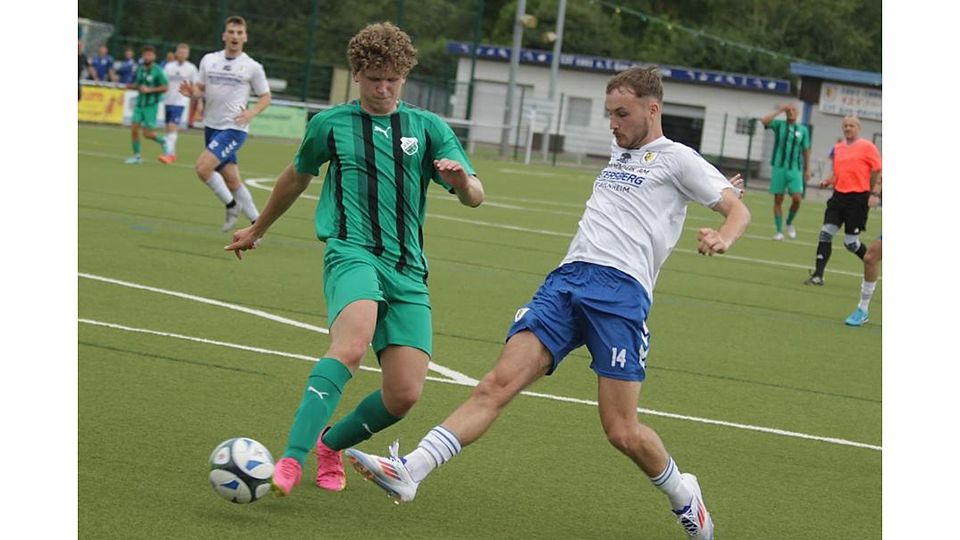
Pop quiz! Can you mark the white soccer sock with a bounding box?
[232,184,260,222]
[651,456,693,510]
[858,280,877,312]
[204,171,234,205]
[166,132,177,154]
[403,426,462,483]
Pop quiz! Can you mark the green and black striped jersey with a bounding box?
[133,64,168,108]
[294,100,476,281]
[766,119,811,172]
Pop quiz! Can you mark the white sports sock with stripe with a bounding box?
[402,425,462,483]
[651,456,694,510]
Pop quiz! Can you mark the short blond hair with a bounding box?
[606,66,663,102]
[225,15,246,28]
[347,22,418,76]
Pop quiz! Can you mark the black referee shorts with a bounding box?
[823,191,870,234]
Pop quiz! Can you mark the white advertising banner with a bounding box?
[819,82,881,121]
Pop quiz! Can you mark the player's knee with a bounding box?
[864,248,880,266]
[325,340,367,370]
[472,370,514,407]
[604,422,639,453]
[843,237,861,253]
[383,385,422,417]
[195,161,213,179]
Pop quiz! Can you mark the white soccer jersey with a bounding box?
[560,136,734,299]
[197,51,270,131]
[163,60,198,107]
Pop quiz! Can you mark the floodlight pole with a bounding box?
[499,0,526,159]
[465,0,484,121]
[544,0,567,162]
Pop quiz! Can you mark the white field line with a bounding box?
[78,317,881,452]
[78,273,477,386]
[244,178,870,278]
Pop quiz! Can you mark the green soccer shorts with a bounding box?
[769,167,804,195]
[322,239,433,357]
[131,104,160,129]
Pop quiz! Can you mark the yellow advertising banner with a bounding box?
[79,86,126,124]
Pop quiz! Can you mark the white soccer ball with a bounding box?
[208,437,275,504]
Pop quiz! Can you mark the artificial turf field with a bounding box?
[78,123,881,539]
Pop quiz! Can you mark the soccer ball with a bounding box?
[208,437,275,504]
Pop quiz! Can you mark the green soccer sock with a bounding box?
[132,139,141,155]
[786,209,798,225]
[774,215,783,232]
[281,358,353,465]
[321,389,403,451]
[154,134,166,147]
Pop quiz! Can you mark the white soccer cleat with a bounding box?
[773,232,784,241]
[222,203,242,232]
[673,473,714,539]
[345,440,419,503]
[786,224,797,239]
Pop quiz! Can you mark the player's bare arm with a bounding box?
[698,188,751,255]
[728,173,744,198]
[235,92,272,126]
[140,83,167,94]
[869,170,882,208]
[759,104,787,127]
[435,158,484,207]
[179,80,204,99]
[224,163,312,259]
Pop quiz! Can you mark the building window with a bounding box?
[565,97,592,127]
[735,117,757,135]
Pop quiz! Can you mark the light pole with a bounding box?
[499,0,526,159]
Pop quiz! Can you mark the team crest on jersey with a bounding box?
[641,151,658,163]
[401,137,419,156]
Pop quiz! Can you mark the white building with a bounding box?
[448,42,881,182]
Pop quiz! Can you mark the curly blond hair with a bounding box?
[347,22,418,76]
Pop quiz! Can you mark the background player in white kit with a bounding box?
[158,43,198,164]
[179,15,271,232]
[345,66,750,540]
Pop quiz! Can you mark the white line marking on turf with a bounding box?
[77,318,449,384]
[245,178,872,279]
[78,273,478,386]
[79,317,880,452]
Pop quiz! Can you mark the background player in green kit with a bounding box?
[760,103,810,240]
[225,22,485,497]
[124,45,169,164]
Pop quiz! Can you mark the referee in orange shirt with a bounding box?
[804,116,882,286]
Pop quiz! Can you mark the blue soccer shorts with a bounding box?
[204,127,248,170]
[164,105,185,126]
[506,261,652,382]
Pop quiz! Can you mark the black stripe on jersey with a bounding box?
[390,113,408,273]
[788,125,803,170]
[327,130,347,240]
[771,123,784,168]
[360,115,384,257]
[417,131,433,283]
